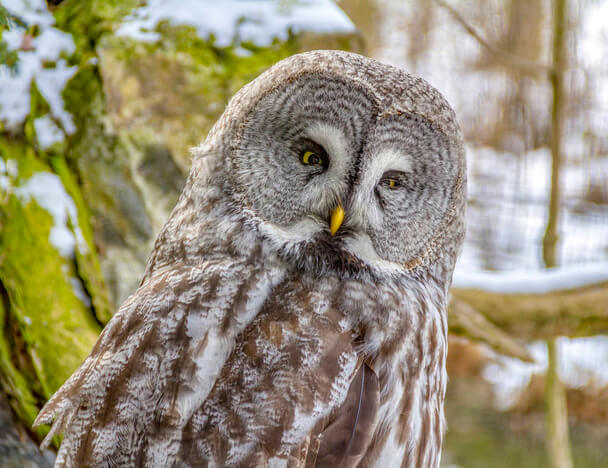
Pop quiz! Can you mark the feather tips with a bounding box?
[308,362,380,468]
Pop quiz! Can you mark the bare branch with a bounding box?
[434,0,553,76]
[449,281,608,342]
[448,297,535,362]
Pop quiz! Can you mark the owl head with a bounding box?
[167,51,466,282]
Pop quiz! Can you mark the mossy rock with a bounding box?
[0,148,103,431]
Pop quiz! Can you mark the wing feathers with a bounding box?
[312,362,380,468]
[34,258,283,467]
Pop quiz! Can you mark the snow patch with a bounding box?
[0,0,77,132]
[2,0,55,28]
[0,162,9,191]
[1,158,17,191]
[34,115,64,149]
[70,277,92,307]
[32,25,76,60]
[116,0,356,47]
[15,172,88,258]
[36,61,77,133]
[453,262,608,294]
[7,159,18,177]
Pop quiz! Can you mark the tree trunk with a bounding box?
[543,0,573,466]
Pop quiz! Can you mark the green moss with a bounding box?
[0,285,41,432]
[0,144,102,437]
[52,0,143,64]
[2,193,100,390]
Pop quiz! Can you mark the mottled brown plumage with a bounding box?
[35,50,466,467]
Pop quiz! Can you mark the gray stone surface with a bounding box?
[0,396,54,468]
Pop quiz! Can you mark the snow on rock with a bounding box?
[2,0,55,27]
[0,166,8,192]
[36,60,77,134]
[116,0,356,46]
[453,261,608,294]
[15,172,88,258]
[0,158,18,192]
[484,336,608,410]
[0,0,77,133]
[33,115,64,149]
[6,159,18,177]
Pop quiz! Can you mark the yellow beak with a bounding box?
[330,204,345,236]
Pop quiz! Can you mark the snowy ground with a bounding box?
[453,261,608,294]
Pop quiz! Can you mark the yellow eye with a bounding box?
[388,179,397,188]
[301,151,323,166]
[380,171,403,189]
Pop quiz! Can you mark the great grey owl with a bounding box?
[35,50,466,467]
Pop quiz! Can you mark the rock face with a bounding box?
[0,0,362,459]
[0,396,54,468]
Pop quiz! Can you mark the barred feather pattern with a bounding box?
[36,265,449,467]
[35,50,465,467]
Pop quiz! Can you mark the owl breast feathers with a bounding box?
[35,50,466,467]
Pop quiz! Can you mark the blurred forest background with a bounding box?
[1,0,607,467]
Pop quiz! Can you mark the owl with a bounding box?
[35,50,466,467]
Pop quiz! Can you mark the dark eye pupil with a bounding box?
[300,145,328,168]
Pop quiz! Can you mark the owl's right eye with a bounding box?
[301,151,323,165]
[299,141,329,169]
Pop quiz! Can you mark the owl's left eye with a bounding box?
[380,171,404,189]
[383,178,399,189]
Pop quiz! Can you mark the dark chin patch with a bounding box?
[276,233,377,280]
